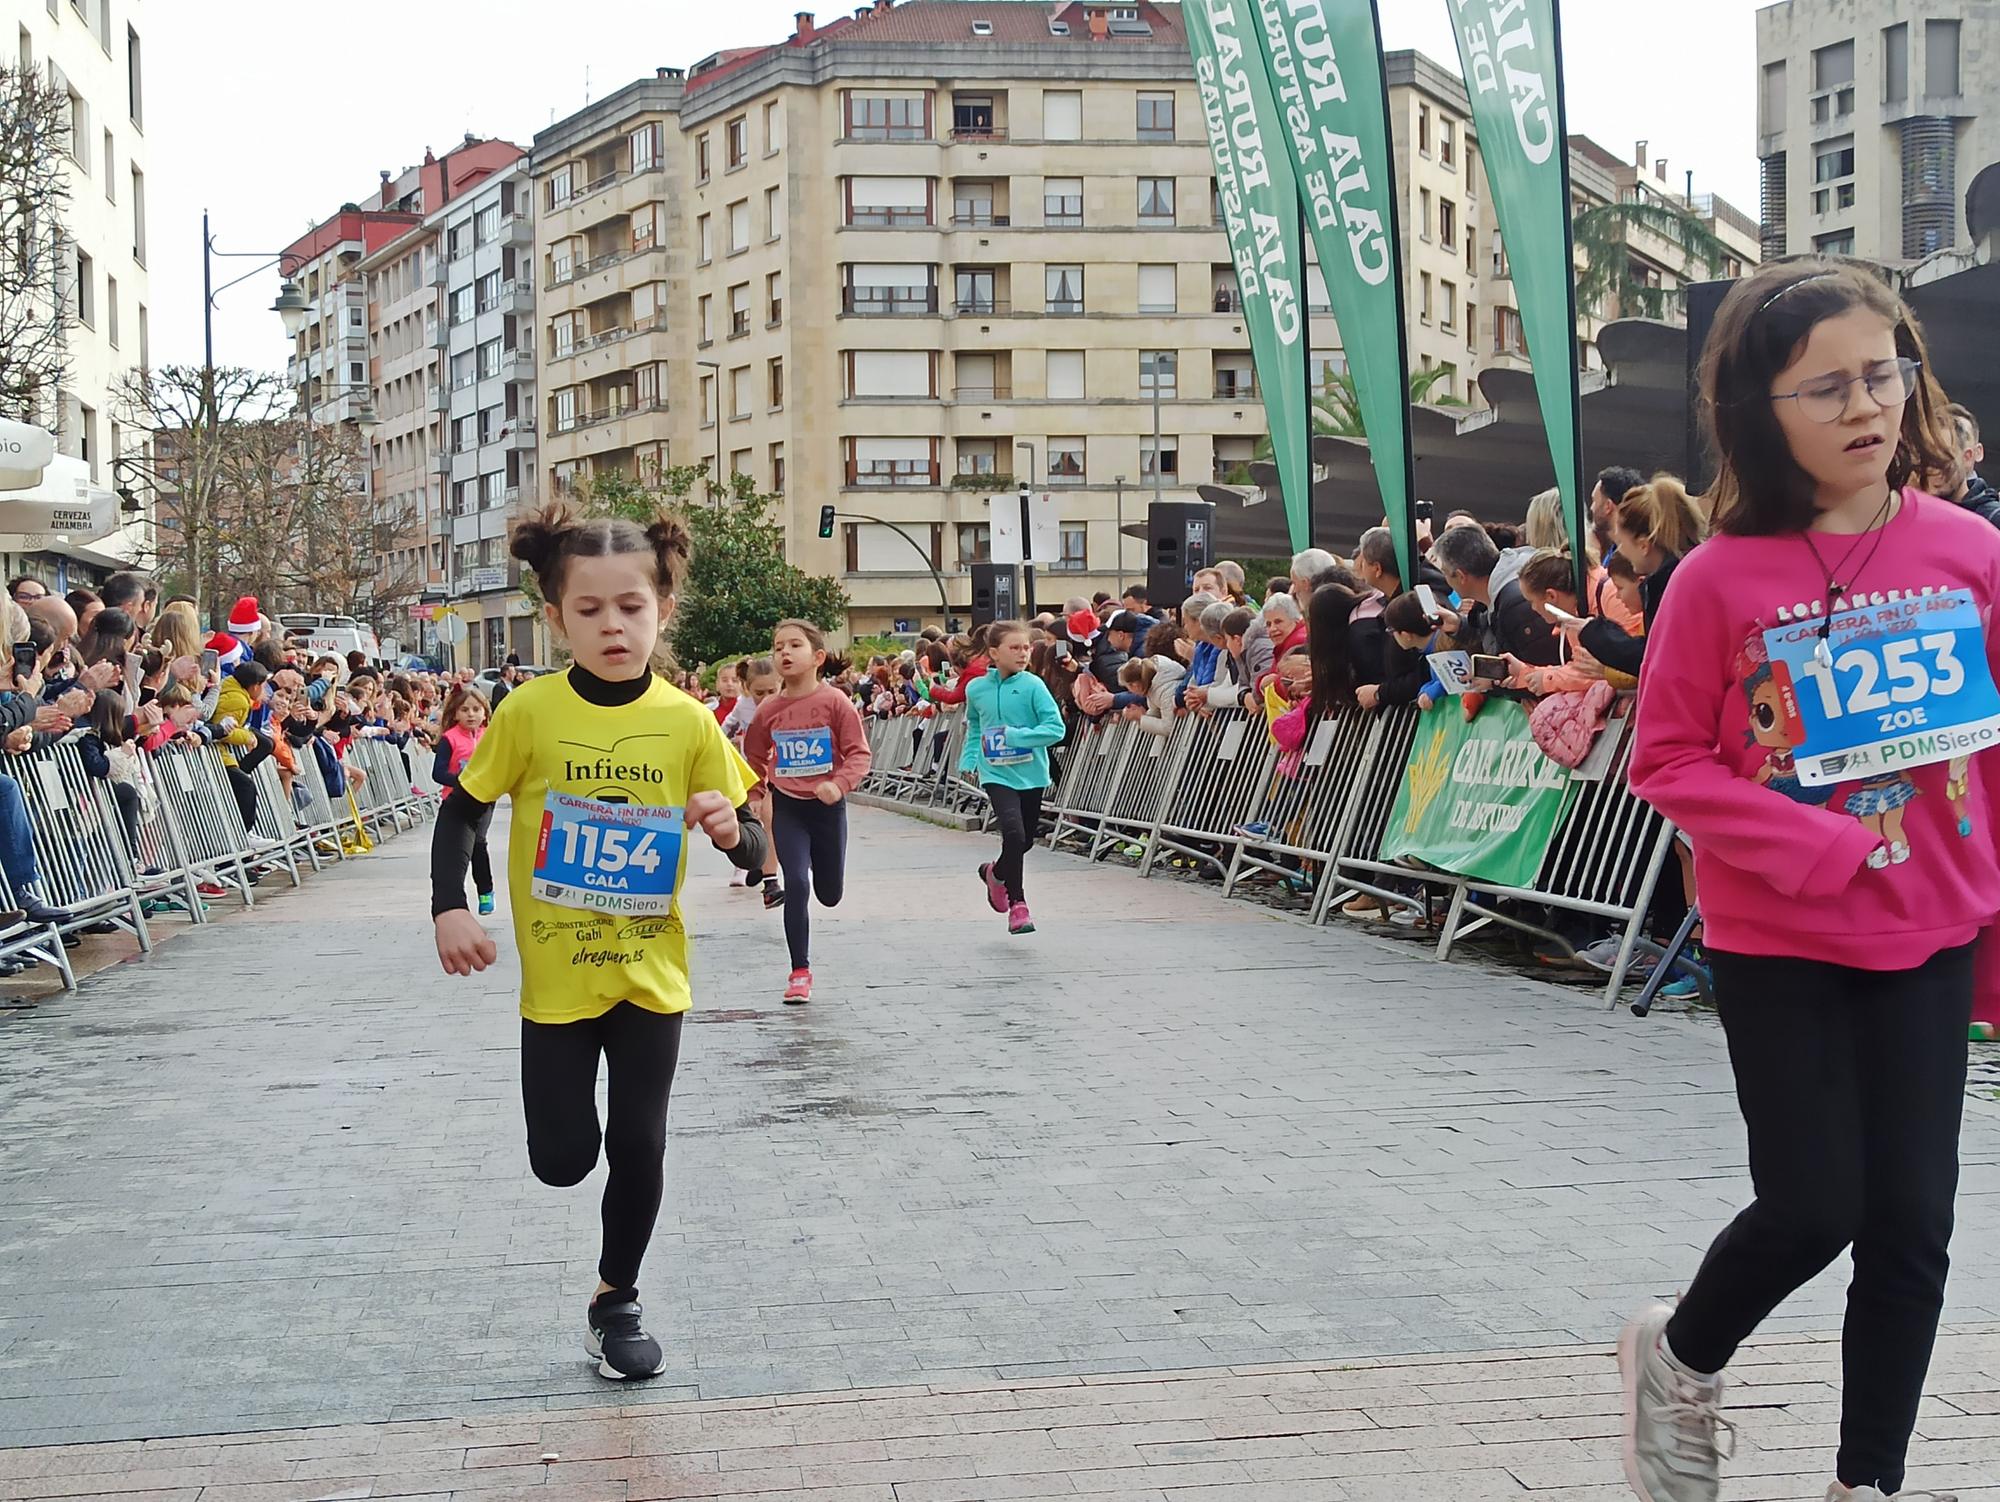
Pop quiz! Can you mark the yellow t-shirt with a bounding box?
[458,670,755,1024]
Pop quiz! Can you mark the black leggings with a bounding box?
[226,732,275,833]
[772,791,847,970]
[521,1002,684,1293]
[1665,943,1972,1494]
[470,804,493,896]
[984,784,1044,904]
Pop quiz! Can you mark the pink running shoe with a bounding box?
[978,862,1008,914]
[783,968,812,1004]
[1007,902,1035,935]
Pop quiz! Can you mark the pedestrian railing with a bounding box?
[864,697,1675,1006]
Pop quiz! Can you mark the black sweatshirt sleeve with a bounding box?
[431,741,458,789]
[429,788,769,917]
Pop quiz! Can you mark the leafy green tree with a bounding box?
[552,464,846,666]
[1572,198,1733,323]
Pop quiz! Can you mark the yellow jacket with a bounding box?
[208,676,260,760]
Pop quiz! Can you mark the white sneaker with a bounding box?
[1618,1303,1733,1502]
[245,833,281,852]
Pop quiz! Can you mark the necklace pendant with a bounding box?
[1815,635,1833,669]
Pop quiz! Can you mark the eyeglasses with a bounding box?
[1771,356,1920,424]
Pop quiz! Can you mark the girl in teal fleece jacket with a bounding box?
[961,620,1065,934]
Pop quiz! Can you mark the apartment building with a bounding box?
[532,1,1758,633]
[4,0,151,582]
[1757,0,1997,263]
[282,137,522,650]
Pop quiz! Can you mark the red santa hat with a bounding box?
[207,631,247,672]
[1065,607,1101,644]
[226,596,261,635]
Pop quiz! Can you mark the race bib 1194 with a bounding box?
[532,790,682,914]
[773,727,834,778]
[1763,588,2000,785]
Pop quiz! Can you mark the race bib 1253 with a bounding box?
[982,725,1032,766]
[1763,588,2000,785]
[532,791,682,914]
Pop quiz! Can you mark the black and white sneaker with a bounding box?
[585,1292,665,1381]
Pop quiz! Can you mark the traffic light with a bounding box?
[818,504,836,539]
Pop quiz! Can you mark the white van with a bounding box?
[276,613,382,666]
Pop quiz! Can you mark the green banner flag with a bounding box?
[1381,698,1578,885]
[1445,0,1590,597]
[1254,0,1417,588]
[1186,0,1315,552]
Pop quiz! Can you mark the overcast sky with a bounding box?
[151,0,1766,372]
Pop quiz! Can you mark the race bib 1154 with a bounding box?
[532,791,682,914]
[1763,588,2000,785]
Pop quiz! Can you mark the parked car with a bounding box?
[472,664,550,697]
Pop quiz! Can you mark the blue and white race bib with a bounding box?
[982,725,1032,766]
[533,791,682,915]
[773,727,834,778]
[1762,588,2000,785]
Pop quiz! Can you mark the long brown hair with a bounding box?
[440,683,489,732]
[1700,258,1956,536]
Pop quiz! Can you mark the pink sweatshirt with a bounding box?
[742,682,872,800]
[1631,488,2000,968]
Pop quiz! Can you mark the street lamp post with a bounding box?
[1114,475,1127,596]
[695,358,722,505]
[1013,440,1037,617]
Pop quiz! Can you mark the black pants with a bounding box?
[226,732,274,833]
[521,1002,684,1293]
[772,791,847,970]
[1665,944,1972,1493]
[470,804,493,896]
[984,784,1044,904]
[110,782,140,859]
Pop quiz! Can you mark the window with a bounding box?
[726,115,748,168]
[1440,278,1457,332]
[698,294,713,343]
[768,356,784,409]
[1812,39,1854,91]
[729,447,751,480]
[1049,437,1086,483]
[546,165,573,209]
[1814,137,1855,182]
[1438,197,1457,250]
[1418,188,1431,241]
[695,133,710,182]
[1883,23,1908,104]
[65,80,88,171]
[1139,435,1178,479]
[126,24,141,126]
[1419,271,1432,323]
[476,269,501,313]
[952,94,996,138]
[1044,176,1083,226]
[453,479,474,515]
[478,338,502,378]
[1494,305,1526,355]
[476,203,501,244]
[1139,350,1176,398]
[697,213,712,264]
[452,350,476,389]
[451,285,474,326]
[764,184,783,240]
[1814,229,1855,255]
[846,174,931,226]
[957,522,992,565]
[1137,91,1174,141]
[728,364,749,419]
[698,373,715,426]
[1465,225,1476,275]
[1137,263,1176,314]
[629,122,661,173]
[954,266,997,313]
[729,282,749,336]
[767,270,784,325]
[763,100,782,154]
[1926,18,1960,95]
[1417,104,1431,155]
[72,245,92,325]
[553,385,580,432]
[769,441,785,493]
[104,272,117,346]
[847,92,927,140]
[76,403,94,478]
[1046,350,1084,401]
[1465,301,1476,351]
[1051,523,1087,573]
[1043,89,1082,140]
[1439,117,1456,167]
[1045,264,1083,315]
[100,128,113,195]
[727,199,750,254]
[448,221,471,261]
[137,303,146,369]
[129,165,144,262]
[1138,176,1175,225]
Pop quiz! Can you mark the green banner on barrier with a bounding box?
[1186,0,1315,551]
[1254,0,1417,587]
[1380,698,1577,886]
[1445,0,1591,597]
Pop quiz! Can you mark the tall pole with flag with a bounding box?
[1254,0,1419,587]
[1185,0,1315,553]
[1445,0,1589,599]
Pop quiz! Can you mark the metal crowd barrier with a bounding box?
[865,693,1677,1007]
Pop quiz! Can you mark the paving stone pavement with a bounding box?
[1,805,1997,1482]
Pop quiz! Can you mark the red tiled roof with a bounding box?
[686,1,1183,91]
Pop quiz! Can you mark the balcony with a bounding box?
[502,417,537,452]
[949,125,1008,143]
[502,346,536,383]
[842,287,938,316]
[430,385,450,413]
[502,213,534,249]
[428,258,449,287]
[575,168,626,204]
[1045,299,1084,317]
[430,453,452,475]
[846,207,933,228]
[952,385,1011,401]
[1211,287,1244,313]
[848,460,940,487]
[952,297,1010,317]
[1213,375,1256,399]
[499,280,534,316]
[950,211,1010,228]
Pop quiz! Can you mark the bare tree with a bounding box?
[0,63,73,428]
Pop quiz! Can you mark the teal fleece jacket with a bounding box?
[960,667,1064,790]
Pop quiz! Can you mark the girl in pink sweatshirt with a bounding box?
[742,619,871,1006]
[1617,261,2000,1502]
